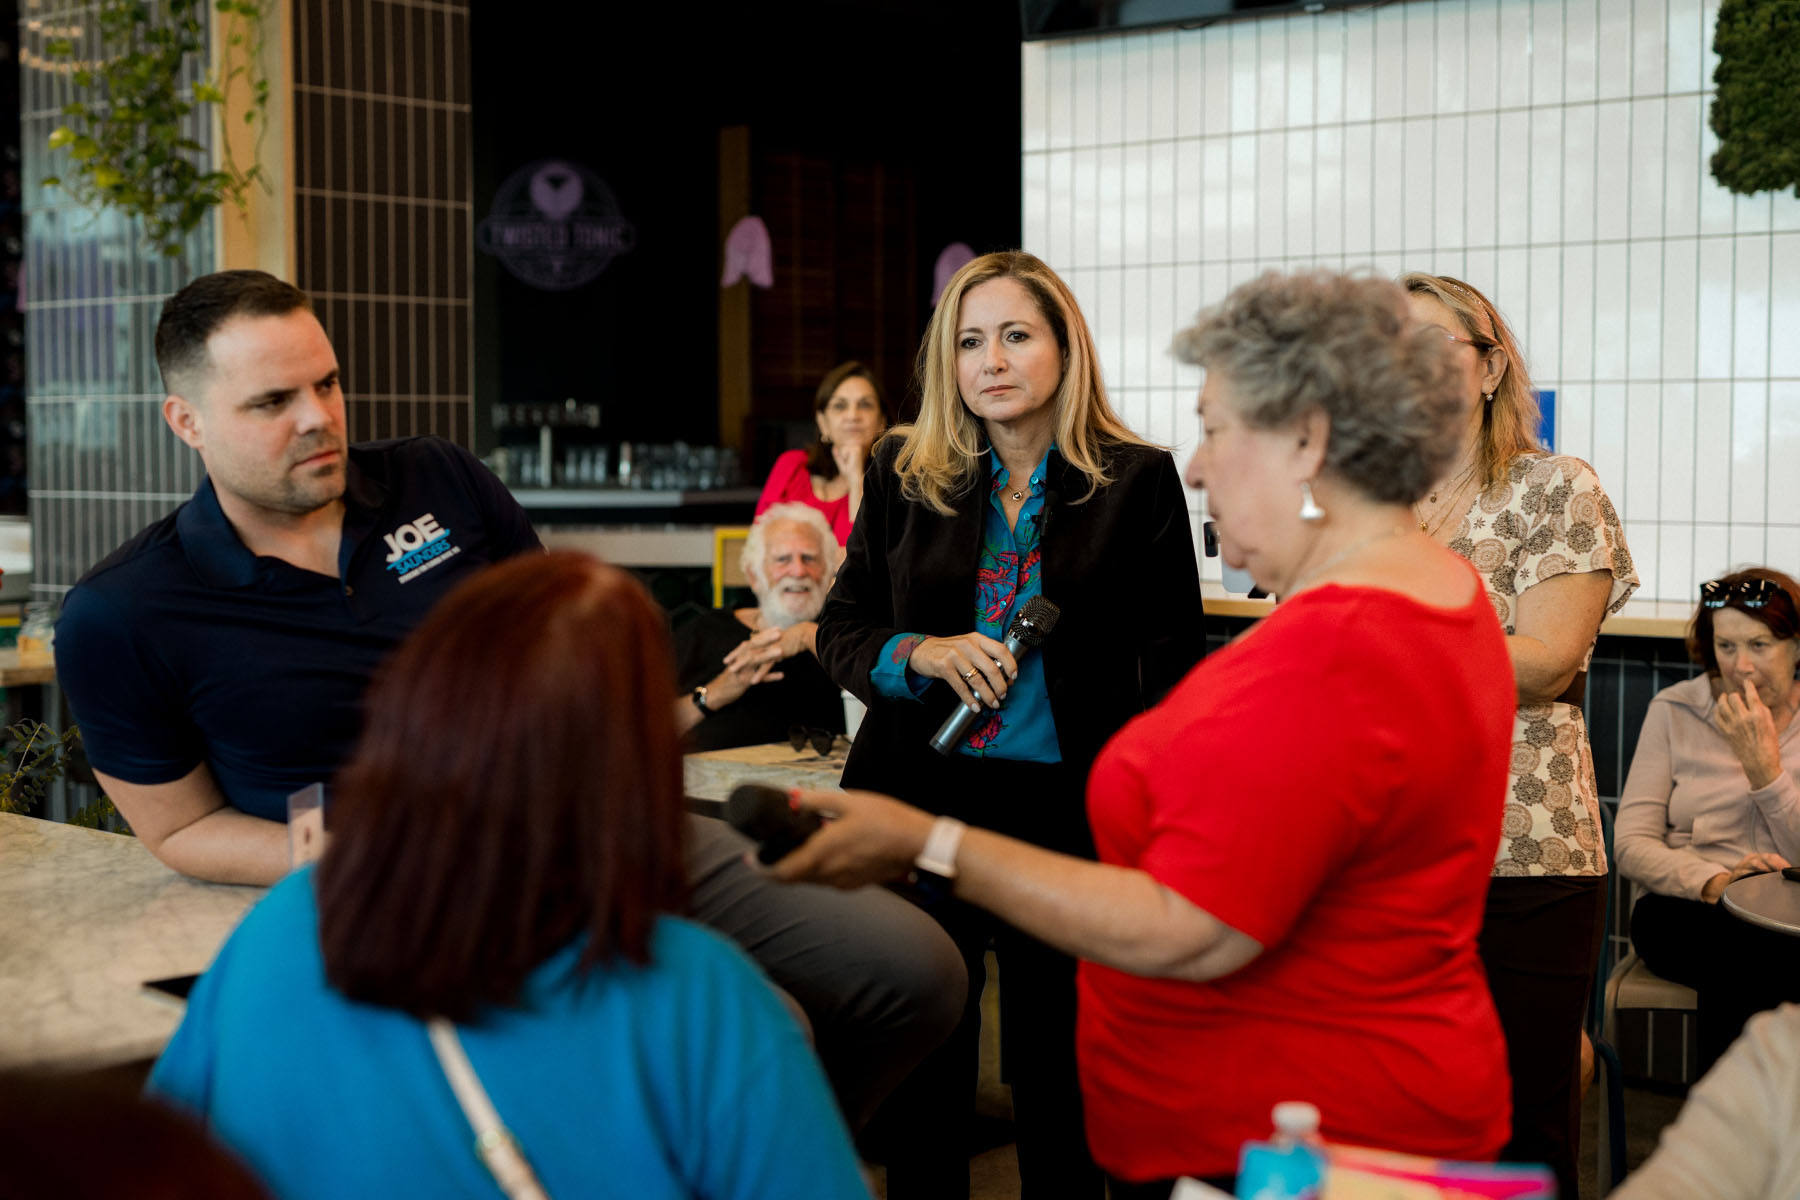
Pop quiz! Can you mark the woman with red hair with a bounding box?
[148,552,864,1199]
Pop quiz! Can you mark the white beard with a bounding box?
[758,581,824,630]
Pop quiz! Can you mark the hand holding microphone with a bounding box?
[930,596,1061,757]
[903,631,1018,712]
[728,782,940,891]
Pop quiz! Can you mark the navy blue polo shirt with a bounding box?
[57,437,542,822]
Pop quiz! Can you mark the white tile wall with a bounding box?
[1020,0,1793,599]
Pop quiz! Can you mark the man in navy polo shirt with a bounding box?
[56,270,505,883]
[57,271,963,1129]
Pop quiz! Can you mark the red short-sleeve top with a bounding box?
[1079,580,1515,1182]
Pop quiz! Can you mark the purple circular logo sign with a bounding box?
[476,159,636,291]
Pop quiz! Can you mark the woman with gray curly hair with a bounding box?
[1402,273,1637,1200]
[771,270,1515,1196]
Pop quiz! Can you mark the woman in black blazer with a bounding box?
[816,250,1205,1199]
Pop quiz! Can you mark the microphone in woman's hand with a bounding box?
[930,596,1062,757]
[725,783,824,864]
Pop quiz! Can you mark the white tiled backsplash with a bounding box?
[1021,0,1799,602]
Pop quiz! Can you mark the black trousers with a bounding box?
[1630,890,1800,1076]
[1476,874,1606,1200]
[684,815,966,1131]
[870,755,1103,1200]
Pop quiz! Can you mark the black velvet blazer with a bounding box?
[817,436,1208,802]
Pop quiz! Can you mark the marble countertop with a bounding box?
[0,813,262,1072]
[2,743,840,1072]
[683,741,847,803]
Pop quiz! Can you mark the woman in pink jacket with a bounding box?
[755,361,889,546]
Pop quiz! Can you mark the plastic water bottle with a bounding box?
[1235,1101,1325,1200]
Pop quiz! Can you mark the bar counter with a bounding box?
[538,525,716,569]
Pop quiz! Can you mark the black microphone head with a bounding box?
[724,782,823,863]
[1007,595,1061,648]
[724,783,800,841]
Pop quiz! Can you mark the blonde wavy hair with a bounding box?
[891,250,1147,514]
[1400,273,1541,487]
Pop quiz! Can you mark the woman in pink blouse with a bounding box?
[754,361,889,546]
[1402,272,1638,1200]
[1616,567,1800,1074]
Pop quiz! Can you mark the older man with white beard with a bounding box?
[674,503,848,750]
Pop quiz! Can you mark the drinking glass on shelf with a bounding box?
[485,446,513,486]
[569,447,598,487]
[19,602,55,665]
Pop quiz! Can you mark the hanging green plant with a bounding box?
[1709,0,1800,198]
[40,0,269,256]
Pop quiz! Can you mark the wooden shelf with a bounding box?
[1200,583,1691,640]
[0,647,55,687]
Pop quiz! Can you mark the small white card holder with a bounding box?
[286,783,326,868]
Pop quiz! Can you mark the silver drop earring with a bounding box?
[1298,480,1326,523]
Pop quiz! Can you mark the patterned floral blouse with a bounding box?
[1446,453,1638,877]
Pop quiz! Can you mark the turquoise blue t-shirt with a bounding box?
[872,447,1062,762]
[147,868,865,1200]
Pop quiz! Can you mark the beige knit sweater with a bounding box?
[1615,676,1800,901]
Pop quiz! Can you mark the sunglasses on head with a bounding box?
[1700,578,1782,609]
[788,725,838,756]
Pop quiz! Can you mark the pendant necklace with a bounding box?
[1415,462,1479,536]
[1285,526,1410,598]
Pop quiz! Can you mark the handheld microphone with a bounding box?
[724,782,823,864]
[929,596,1061,757]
